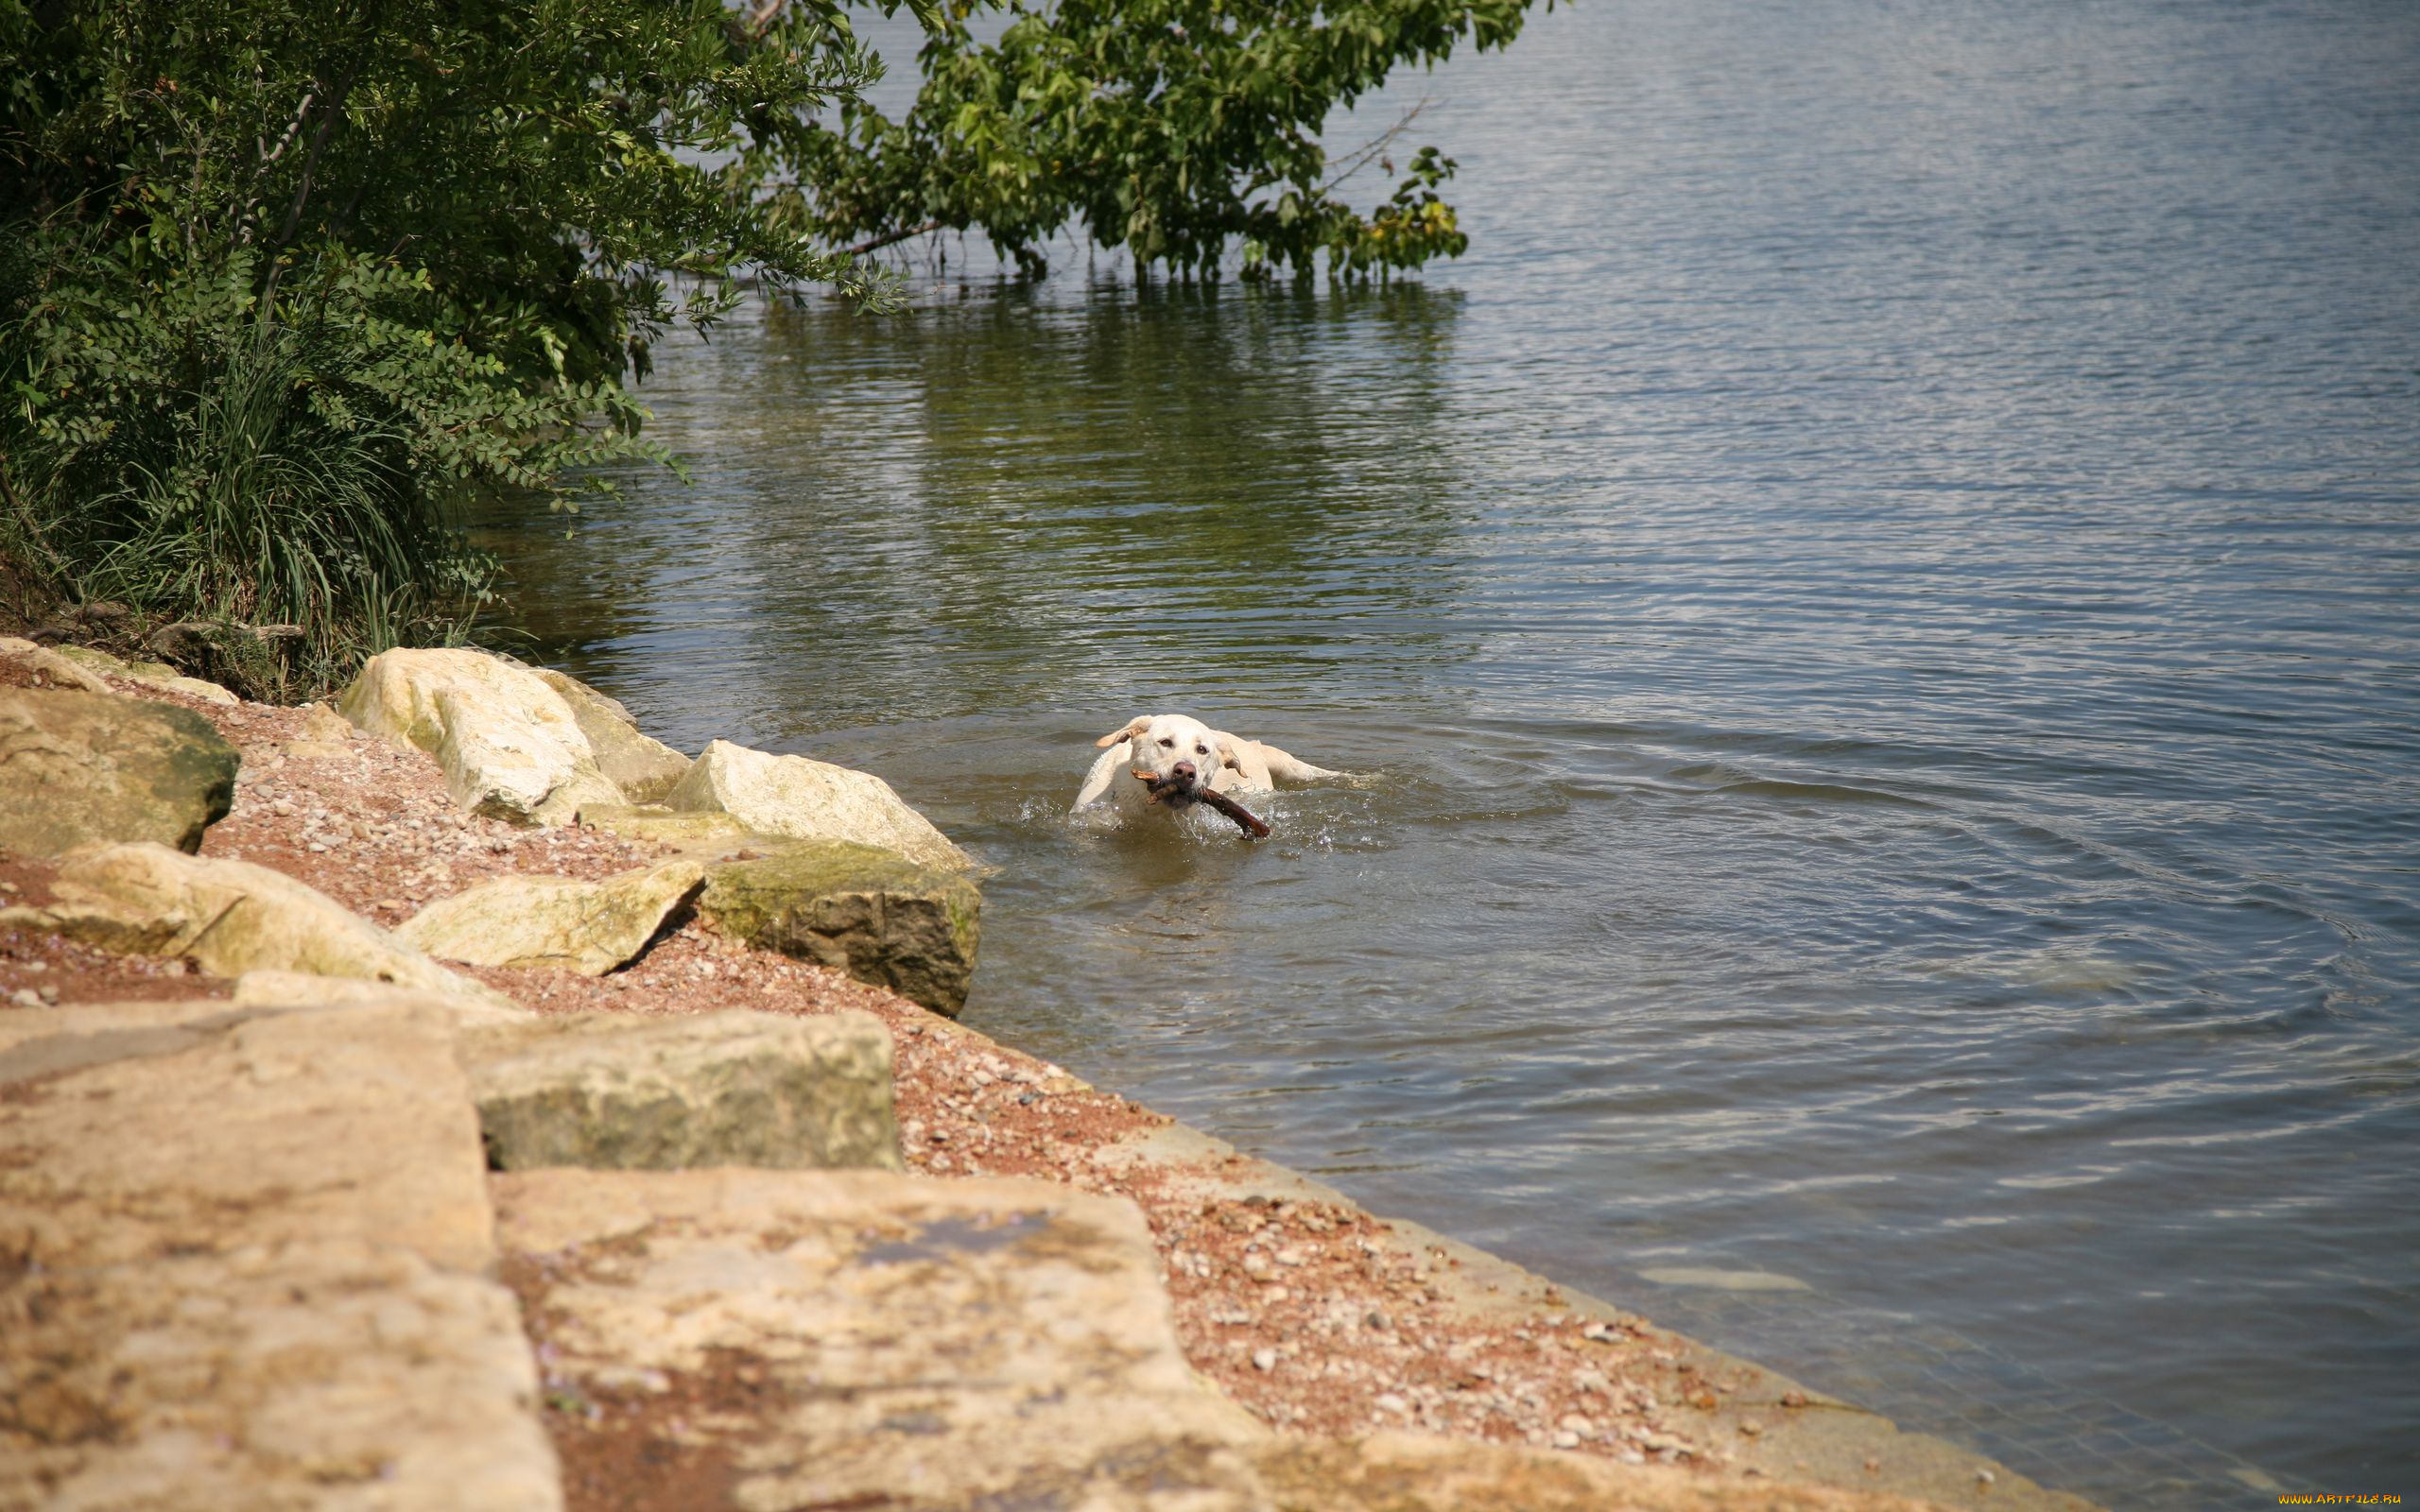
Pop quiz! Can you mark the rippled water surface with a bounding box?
[480,0,2420,1502]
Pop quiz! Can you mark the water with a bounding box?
[476,0,2420,1503]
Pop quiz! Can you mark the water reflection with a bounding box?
[479,282,1479,745]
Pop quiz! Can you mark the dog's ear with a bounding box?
[1220,749,1241,770]
[1095,716,1151,749]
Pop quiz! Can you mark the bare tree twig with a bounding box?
[844,219,945,256]
[1317,96,1435,196]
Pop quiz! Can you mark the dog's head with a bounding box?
[1097,713,1235,801]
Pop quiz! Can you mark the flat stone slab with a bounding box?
[463,1009,902,1173]
[533,669,691,805]
[397,860,704,976]
[493,1168,1268,1512]
[0,684,237,856]
[0,1240,562,1512]
[0,997,495,1273]
[699,841,980,1017]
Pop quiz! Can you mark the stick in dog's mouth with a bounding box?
[1132,769,1271,838]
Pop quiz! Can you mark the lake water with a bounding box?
[477,0,2420,1503]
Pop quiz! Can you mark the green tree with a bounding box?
[0,0,1539,695]
[0,0,889,689]
[802,0,1539,280]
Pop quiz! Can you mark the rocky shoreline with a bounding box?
[0,639,2096,1511]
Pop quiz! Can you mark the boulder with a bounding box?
[396,859,703,976]
[574,802,752,847]
[0,1241,562,1512]
[699,841,980,1016]
[50,642,241,704]
[666,738,972,871]
[533,666,692,803]
[0,686,237,856]
[0,633,116,693]
[0,996,496,1272]
[493,1168,1268,1512]
[337,646,623,825]
[0,842,516,1013]
[463,1008,902,1172]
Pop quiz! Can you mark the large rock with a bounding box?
[699,841,980,1016]
[666,738,973,871]
[396,859,703,976]
[0,842,515,1010]
[0,1241,562,1512]
[532,667,692,804]
[50,642,241,704]
[338,646,623,825]
[493,1168,1268,1512]
[463,1008,902,1172]
[0,633,116,693]
[0,685,237,856]
[0,996,496,1272]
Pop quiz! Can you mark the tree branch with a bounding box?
[844,219,944,256]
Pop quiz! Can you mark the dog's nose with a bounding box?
[1172,760,1197,782]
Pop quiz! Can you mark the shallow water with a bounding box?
[478,0,2420,1502]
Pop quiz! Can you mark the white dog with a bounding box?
[1072,713,1344,819]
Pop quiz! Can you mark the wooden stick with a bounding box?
[1132,770,1271,838]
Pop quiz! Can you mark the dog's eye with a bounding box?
[1158,738,1174,747]
[1196,744,1207,754]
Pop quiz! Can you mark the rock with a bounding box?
[493,1168,1268,1512]
[698,841,980,1016]
[233,969,538,1028]
[462,1008,902,1172]
[0,842,513,1011]
[533,667,693,803]
[49,642,241,704]
[337,646,624,825]
[0,634,117,693]
[666,738,972,871]
[0,1240,562,1512]
[0,996,496,1272]
[396,859,704,976]
[1254,1432,1939,1510]
[575,802,752,847]
[0,686,238,856]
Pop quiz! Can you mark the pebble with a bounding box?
[1374,1393,1409,1416]
[1252,1348,1278,1372]
[8,988,41,1008]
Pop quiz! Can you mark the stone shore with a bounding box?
[0,640,2100,1512]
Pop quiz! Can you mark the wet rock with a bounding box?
[50,642,240,704]
[0,1240,561,1512]
[574,802,753,847]
[463,1008,902,1172]
[666,738,972,871]
[533,667,693,803]
[0,842,512,1010]
[0,996,496,1271]
[493,1167,1268,1511]
[0,686,237,856]
[699,840,980,1016]
[396,859,704,976]
[337,646,622,825]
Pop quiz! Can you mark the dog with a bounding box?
[1072,713,1344,820]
